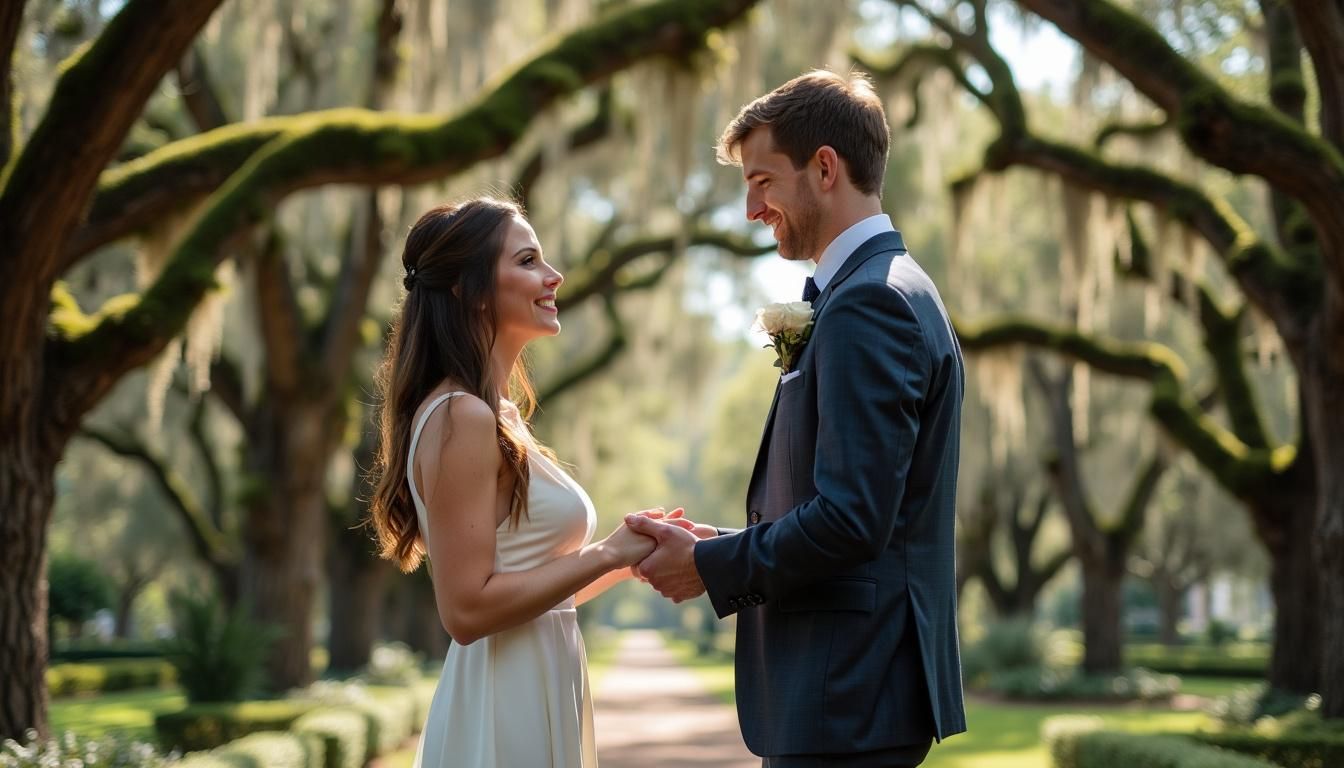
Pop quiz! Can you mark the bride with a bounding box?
[367,196,661,767]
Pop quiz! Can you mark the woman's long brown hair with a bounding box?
[368,197,541,572]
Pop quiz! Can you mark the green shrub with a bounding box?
[960,618,1044,688]
[1072,732,1276,768]
[1205,619,1237,647]
[211,732,321,768]
[293,709,368,768]
[987,666,1179,702]
[1124,642,1267,677]
[161,592,281,703]
[51,642,164,662]
[1192,732,1344,768]
[288,682,415,760]
[359,643,423,687]
[47,554,113,634]
[1207,683,1321,724]
[47,659,176,697]
[155,700,318,752]
[0,729,176,768]
[1040,715,1104,768]
[1042,720,1279,768]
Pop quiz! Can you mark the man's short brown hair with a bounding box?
[716,69,890,197]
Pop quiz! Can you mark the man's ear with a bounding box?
[814,145,841,192]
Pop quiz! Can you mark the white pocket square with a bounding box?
[781,370,803,383]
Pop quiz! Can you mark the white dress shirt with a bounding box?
[811,213,895,291]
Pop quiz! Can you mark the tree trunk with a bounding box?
[391,574,448,660]
[326,523,391,674]
[1080,561,1125,674]
[1263,495,1321,694]
[1305,329,1344,714]
[239,403,335,692]
[114,588,136,640]
[0,438,55,737]
[1154,574,1183,647]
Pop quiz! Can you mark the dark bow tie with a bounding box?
[802,276,820,303]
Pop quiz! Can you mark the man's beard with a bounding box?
[778,182,822,262]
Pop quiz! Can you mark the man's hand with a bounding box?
[624,514,706,603]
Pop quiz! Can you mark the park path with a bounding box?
[594,630,758,768]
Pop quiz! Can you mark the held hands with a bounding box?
[624,511,707,603]
[599,511,660,567]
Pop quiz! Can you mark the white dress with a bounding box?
[408,393,599,768]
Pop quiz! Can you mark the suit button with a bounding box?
[749,511,761,524]
[728,598,740,610]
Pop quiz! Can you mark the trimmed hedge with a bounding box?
[1124,643,1267,678]
[155,701,319,752]
[1072,733,1276,768]
[292,709,368,768]
[1192,732,1344,768]
[51,644,164,662]
[1043,717,1277,768]
[47,659,176,697]
[353,693,416,759]
[176,732,323,768]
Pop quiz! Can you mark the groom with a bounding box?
[626,69,966,766]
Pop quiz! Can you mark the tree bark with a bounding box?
[238,401,339,692]
[1154,574,1183,647]
[1266,498,1321,694]
[1080,560,1125,674]
[326,524,391,675]
[0,445,54,736]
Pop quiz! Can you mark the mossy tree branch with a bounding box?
[513,87,615,211]
[537,296,627,406]
[957,315,1281,498]
[44,0,763,429]
[1094,117,1168,148]
[175,45,230,133]
[1014,0,1344,282]
[63,0,757,268]
[1261,2,1317,263]
[881,2,1318,335]
[882,0,1027,135]
[1288,1,1344,150]
[1119,211,1274,451]
[0,0,25,172]
[854,44,992,124]
[75,423,239,583]
[0,0,223,335]
[318,0,402,386]
[558,228,772,310]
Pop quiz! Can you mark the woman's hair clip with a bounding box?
[403,266,418,291]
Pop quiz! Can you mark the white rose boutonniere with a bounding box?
[755,300,815,374]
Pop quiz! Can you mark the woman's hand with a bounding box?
[647,507,719,540]
[598,516,657,567]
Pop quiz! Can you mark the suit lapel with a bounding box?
[808,230,907,317]
[745,381,782,507]
[743,230,907,514]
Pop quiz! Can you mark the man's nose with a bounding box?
[746,193,766,222]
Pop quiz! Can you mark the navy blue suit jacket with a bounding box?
[694,231,967,757]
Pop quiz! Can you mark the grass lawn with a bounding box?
[660,636,1256,768]
[48,688,186,742]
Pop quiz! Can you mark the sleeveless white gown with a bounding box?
[408,393,599,768]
